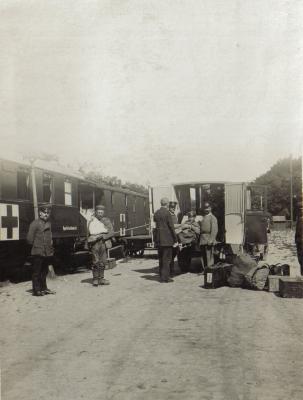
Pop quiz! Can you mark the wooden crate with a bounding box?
[268,275,280,292]
[279,277,303,298]
[106,258,117,270]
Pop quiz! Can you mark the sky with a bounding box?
[0,0,302,186]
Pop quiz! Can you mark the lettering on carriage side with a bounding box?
[62,226,78,231]
[0,204,19,240]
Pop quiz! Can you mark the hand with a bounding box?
[173,242,179,248]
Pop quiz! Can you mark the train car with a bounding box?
[78,180,150,256]
[0,156,149,280]
[150,181,269,260]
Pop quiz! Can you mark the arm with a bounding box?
[102,218,114,240]
[210,216,218,243]
[26,221,37,245]
[167,212,178,243]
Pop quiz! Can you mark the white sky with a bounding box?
[0,0,302,185]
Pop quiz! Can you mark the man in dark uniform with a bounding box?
[27,204,55,296]
[154,197,178,283]
[295,200,303,275]
[88,204,114,286]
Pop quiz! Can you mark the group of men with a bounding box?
[153,197,218,283]
[26,197,303,294]
[27,203,115,296]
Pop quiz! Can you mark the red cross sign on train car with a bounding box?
[0,204,19,240]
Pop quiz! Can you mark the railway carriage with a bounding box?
[0,157,149,280]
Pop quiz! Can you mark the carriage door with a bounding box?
[224,183,245,246]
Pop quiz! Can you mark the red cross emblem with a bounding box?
[0,204,19,240]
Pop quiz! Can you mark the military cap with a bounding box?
[95,204,105,210]
[203,202,211,210]
[38,203,52,212]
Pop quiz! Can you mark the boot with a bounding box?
[92,266,99,286]
[98,266,109,285]
[99,278,110,285]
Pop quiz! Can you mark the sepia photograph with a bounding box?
[0,1,303,399]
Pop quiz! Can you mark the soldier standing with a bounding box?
[88,204,114,286]
[27,204,56,296]
[199,202,218,269]
[295,200,303,275]
[168,201,179,276]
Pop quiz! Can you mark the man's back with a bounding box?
[154,207,177,247]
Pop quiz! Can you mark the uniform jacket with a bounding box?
[154,207,178,247]
[26,219,54,257]
[199,213,218,246]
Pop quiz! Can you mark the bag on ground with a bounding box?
[227,253,257,287]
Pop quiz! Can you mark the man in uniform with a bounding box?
[154,197,178,283]
[88,204,114,286]
[199,202,218,270]
[168,201,179,276]
[295,200,303,275]
[27,204,56,296]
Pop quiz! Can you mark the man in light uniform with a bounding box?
[199,202,218,269]
[88,204,114,286]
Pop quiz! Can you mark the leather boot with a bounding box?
[98,266,109,285]
[92,266,99,286]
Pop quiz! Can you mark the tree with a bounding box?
[254,157,302,218]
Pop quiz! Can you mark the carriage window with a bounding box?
[64,180,72,206]
[17,170,30,199]
[111,192,115,207]
[80,188,94,210]
[190,187,196,210]
[43,174,53,203]
[133,197,136,212]
[125,194,128,207]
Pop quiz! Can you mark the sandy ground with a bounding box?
[1,230,303,400]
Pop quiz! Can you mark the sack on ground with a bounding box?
[227,253,257,287]
[244,262,270,290]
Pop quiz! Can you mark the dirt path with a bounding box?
[1,231,303,400]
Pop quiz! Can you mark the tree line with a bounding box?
[254,157,302,219]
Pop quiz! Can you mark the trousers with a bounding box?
[178,245,192,273]
[201,245,214,268]
[91,240,107,279]
[158,246,172,281]
[32,256,49,293]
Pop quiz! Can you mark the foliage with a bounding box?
[78,164,148,194]
[254,157,302,218]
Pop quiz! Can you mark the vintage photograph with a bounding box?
[0,1,303,399]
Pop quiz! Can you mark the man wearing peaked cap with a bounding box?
[199,202,218,270]
[88,204,114,286]
[26,203,55,296]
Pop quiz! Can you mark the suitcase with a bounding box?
[204,263,232,289]
[269,263,290,276]
[279,277,303,298]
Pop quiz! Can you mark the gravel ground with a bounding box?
[1,229,302,400]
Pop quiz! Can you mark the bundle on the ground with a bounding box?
[244,262,270,290]
[227,254,257,287]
